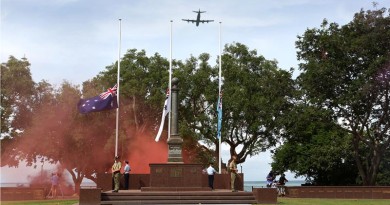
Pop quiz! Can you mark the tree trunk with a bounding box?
[66,167,84,195]
[74,180,82,195]
[352,134,383,185]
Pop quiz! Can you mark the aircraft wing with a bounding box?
[182,19,197,23]
[199,20,214,23]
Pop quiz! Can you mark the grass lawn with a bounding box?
[270,198,390,205]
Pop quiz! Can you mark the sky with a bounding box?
[1,0,389,184]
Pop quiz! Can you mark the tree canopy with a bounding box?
[294,6,390,185]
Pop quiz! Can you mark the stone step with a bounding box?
[100,191,257,204]
[102,195,255,200]
[101,199,256,204]
[102,191,254,197]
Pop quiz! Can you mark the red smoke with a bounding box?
[125,129,168,173]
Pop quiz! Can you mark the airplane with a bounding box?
[182,9,214,26]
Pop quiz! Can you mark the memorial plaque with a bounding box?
[168,145,182,157]
[155,168,163,174]
[170,168,182,177]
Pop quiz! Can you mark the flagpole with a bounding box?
[218,21,222,174]
[168,20,172,141]
[115,19,122,157]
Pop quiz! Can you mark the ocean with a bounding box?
[244,180,305,192]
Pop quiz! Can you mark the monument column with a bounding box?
[167,77,183,163]
[145,77,208,191]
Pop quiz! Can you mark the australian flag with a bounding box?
[77,85,118,114]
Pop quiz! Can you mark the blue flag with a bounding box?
[217,91,223,139]
[77,85,118,114]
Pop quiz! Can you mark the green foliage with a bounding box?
[376,147,390,185]
[221,43,294,163]
[272,104,359,185]
[296,6,390,185]
[276,198,390,205]
[177,54,217,141]
[1,56,34,137]
[1,56,35,167]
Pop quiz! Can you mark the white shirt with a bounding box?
[124,164,131,174]
[206,166,216,175]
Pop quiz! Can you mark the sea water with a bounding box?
[244,180,305,192]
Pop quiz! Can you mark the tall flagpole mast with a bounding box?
[115,19,122,156]
[168,20,172,141]
[218,22,222,173]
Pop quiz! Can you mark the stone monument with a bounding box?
[167,77,183,163]
[143,77,209,191]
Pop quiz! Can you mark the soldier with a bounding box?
[229,155,238,192]
[111,156,122,192]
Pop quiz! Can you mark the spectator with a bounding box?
[206,163,217,190]
[266,171,275,188]
[124,160,131,190]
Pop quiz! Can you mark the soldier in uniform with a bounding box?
[112,156,122,192]
[229,155,238,192]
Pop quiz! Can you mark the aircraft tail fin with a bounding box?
[193,9,206,13]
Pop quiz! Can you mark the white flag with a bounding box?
[155,89,171,142]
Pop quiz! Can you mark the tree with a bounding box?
[13,81,119,194]
[1,56,35,167]
[271,104,359,185]
[175,54,220,163]
[221,43,294,164]
[176,43,295,165]
[376,147,390,185]
[296,6,390,185]
[100,49,171,132]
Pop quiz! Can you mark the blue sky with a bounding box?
[1,0,389,183]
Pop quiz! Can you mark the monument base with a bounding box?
[141,187,211,192]
[147,163,205,191]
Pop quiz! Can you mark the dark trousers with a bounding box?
[112,177,114,190]
[124,173,129,190]
[208,175,214,189]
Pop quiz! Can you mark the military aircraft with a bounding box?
[182,9,214,26]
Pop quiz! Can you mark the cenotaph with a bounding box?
[143,77,209,191]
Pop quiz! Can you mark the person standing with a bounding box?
[278,173,288,185]
[229,155,238,192]
[124,160,131,190]
[206,163,217,190]
[112,156,122,192]
[277,173,289,196]
[48,173,59,198]
[266,170,275,187]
